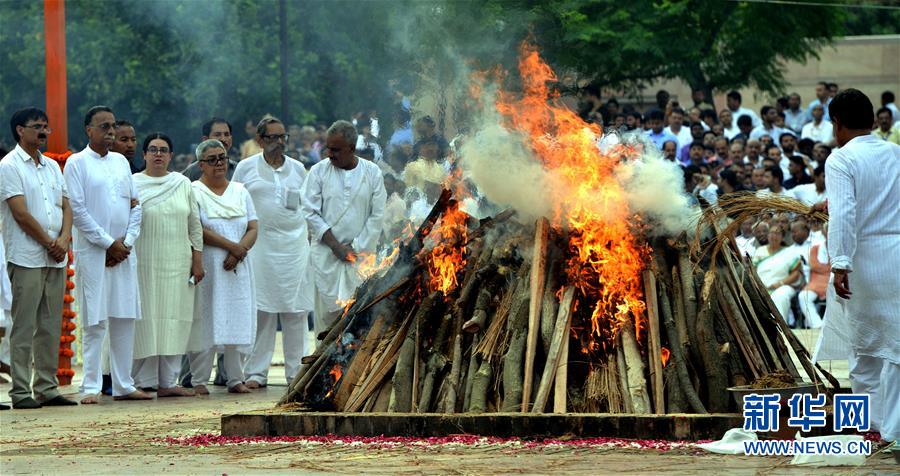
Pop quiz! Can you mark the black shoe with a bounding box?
[41,395,78,406]
[0,403,9,410]
[101,374,113,396]
[12,397,42,409]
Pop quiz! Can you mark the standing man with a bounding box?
[235,117,313,388]
[183,118,239,180]
[750,106,784,143]
[826,89,900,443]
[783,93,810,134]
[725,90,761,128]
[111,120,142,174]
[807,81,832,121]
[302,120,386,335]
[0,108,77,408]
[65,106,150,404]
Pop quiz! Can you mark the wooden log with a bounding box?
[532,286,575,413]
[463,287,493,333]
[643,270,665,415]
[719,256,783,372]
[677,248,698,344]
[502,276,531,412]
[442,312,465,412]
[665,363,687,413]
[332,316,387,410]
[694,276,729,413]
[540,245,561,353]
[417,311,453,412]
[522,217,550,412]
[463,334,481,411]
[716,284,762,380]
[553,328,569,414]
[739,269,801,378]
[670,266,691,352]
[620,316,652,414]
[658,281,707,413]
[716,271,768,375]
[468,358,493,413]
[390,292,440,412]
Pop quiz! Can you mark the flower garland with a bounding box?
[47,150,77,385]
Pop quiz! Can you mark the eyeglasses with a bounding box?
[90,122,116,131]
[146,147,170,155]
[261,133,289,142]
[200,154,228,165]
[23,124,51,133]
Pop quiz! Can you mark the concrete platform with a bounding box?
[222,411,745,441]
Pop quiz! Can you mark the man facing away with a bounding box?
[234,117,314,388]
[0,108,78,408]
[65,106,150,404]
[826,88,900,443]
[302,120,386,335]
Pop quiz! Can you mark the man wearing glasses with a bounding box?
[302,120,386,335]
[64,106,149,404]
[0,108,77,409]
[235,117,313,389]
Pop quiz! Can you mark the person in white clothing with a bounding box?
[186,139,258,394]
[302,120,387,335]
[790,164,826,206]
[752,224,802,326]
[131,133,204,397]
[0,108,77,408]
[234,117,314,389]
[726,90,761,128]
[749,106,784,143]
[65,106,149,404]
[800,104,834,145]
[825,89,900,442]
[663,107,692,162]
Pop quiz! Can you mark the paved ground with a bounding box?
[0,330,894,475]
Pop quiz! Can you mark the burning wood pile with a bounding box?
[279,44,837,415]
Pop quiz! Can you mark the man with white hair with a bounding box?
[826,89,900,443]
[302,120,386,334]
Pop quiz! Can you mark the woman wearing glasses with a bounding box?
[131,133,204,397]
[185,139,258,394]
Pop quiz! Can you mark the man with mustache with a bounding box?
[235,117,314,388]
[111,120,143,174]
[64,106,149,404]
[0,108,77,408]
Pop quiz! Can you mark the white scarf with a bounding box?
[193,181,247,219]
[133,172,186,211]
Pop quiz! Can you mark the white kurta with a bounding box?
[825,134,900,364]
[64,147,141,327]
[187,181,257,351]
[301,158,386,312]
[232,154,313,313]
[132,173,203,359]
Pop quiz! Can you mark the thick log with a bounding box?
[694,277,729,413]
[615,343,633,413]
[346,306,416,412]
[442,313,465,412]
[417,311,453,412]
[463,334,481,410]
[532,286,575,413]
[468,358,493,413]
[333,316,387,410]
[716,284,762,379]
[664,364,687,413]
[389,293,439,413]
[643,270,665,415]
[620,317,652,414]
[463,287,493,333]
[677,248,698,344]
[522,217,550,412]
[716,272,768,376]
[553,329,569,414]
[658,281,707,413]
[502,276,531,412]
[540,245,561,353]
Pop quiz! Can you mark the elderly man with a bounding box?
[0,108,77,408]
[234,117,313,388]
[65,106,149,404]
[826,89,900,443]
[183,118,239,180]
[302,120,386,334]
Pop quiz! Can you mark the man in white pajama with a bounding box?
[236,117,314,388]
[302,120,386,336]
[65,106,150,404]
[825,89,900,442]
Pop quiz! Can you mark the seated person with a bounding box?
[753,224,802,326]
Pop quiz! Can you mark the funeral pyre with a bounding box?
[280,45,838,414]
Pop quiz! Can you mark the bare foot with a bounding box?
[245,380,262,389]
[80,394,100,404]
[113,390,154,401]
[157,387,195,398]
[228,383,252,394]
[193,385,210,396]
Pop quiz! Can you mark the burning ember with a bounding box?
[423,201,469,295]
[323,363,344,399]
[495,43,649,357]
[660,347,671,368]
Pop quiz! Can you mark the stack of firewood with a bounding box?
[280,190,838,414]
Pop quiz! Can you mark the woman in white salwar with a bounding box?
[131,133,204,397]
[752,224,802,324]
[186,140,258,394]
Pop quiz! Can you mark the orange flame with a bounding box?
[661,347,671,368]
[495,43,649,357]
[324,363,344,400]
[424,199,469,295]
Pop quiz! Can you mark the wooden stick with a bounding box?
[532,286,574,413]
[620,316,652,413]
[502,277,531,412]
[658,281,707,413]
[522,217,550,412]
[643,270,665,415]
[345,307,416,412]
[553,329,569,414]
[615,342,633,413]
[332,316,387,410]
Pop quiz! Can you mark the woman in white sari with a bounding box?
[753,224,802,324]
[186,140,258,394]
[132,133,204,397]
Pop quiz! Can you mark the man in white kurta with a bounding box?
[235,118,314,387]
[302,120,386,335]
[65,106,148,402]
[825,89,900,442]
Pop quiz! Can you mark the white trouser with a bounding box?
[848,351,900,441]
[100,333,110,374]
[770,285,796,326]
[244,311,308,385]
[0,329,9,365]
[188,346,245,389]
[80,318,137,397]
[797,290,823,329]
[313,291,343,337]
[132,355,182,389]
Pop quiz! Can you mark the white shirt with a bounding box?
[723,125,741,140]
[801,120,834,144]
[233,153,314,313]
[301,157,387,311]
[886,102,900,123]
[664,125,693,160]
[0,145,68,268]
[783,108,810,133]
[65,146,142,325]
[749,124,785,143]
[790,183,826,206]
[730,107,761,128]
[735,235,756,259]
[790,239,813,282]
